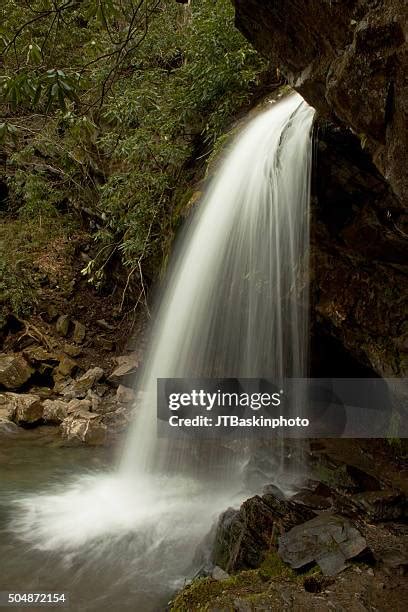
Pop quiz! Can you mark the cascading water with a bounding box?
[121,92,315,480]
[6,92,315,611]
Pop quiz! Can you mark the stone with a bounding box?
[0,354,34,389]
[72,321,86,344]
[57,355,77,377]
[211,566,230,581]
[67,398,92,416]
[108,355,139,384]
[56,315,70,337]
[22,346,58,365]
[96,319,115,331]
[101,406,134,432]
[116,384,136,404]
[45,304,59,321]
[278,514,367,576]
[94,384,109,397]
[60,414,107,446]
[212,493,315,572]
[63,343,82,357]
[57,367,105,399]
[42,399,68,424]
[75,367,104,392]
[7,393,43,425]
[85,389,101,412]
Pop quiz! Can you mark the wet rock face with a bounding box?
[312,125,408,379]
[212,494,315,572]
[233,0,407,204]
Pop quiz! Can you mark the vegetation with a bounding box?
[0,0,268,316]
[170,552,323,611]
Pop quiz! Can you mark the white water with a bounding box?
[9,93,315,607]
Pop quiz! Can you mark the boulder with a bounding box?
[72,321,86,344]
[60,413,107,446]
[212,493,315,572]
[0,354,34,389]
[7,393,43,425]
[23,346,58,365]
[108,355,139,384]
[116,384,136,403]
[42,399,68,424]
[56,315,70,337]
[57,367,105,399]
[278,514,367,576]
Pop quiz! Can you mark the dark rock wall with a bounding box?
[233,0,407,204]
[233,0,408,377]
[313,125,408,378]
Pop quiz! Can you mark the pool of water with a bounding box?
[0,428,251,612]
[0,428,176,611]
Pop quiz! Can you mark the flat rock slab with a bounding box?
[278,513,367,576]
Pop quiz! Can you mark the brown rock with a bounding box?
[96,319,115,331]
[109,355,139,384]
[0,354,34,389]
[67,398,92,415]
[72,321,86,344]
[56,315,70,337]
[57,367,105,399]
[57,355,77,377]
[42,399,68,424]
[60,414,107,446]
[23,346,58,365]
[213,493,315,572]
[63,343,82,358]
[352,490,407,522]
[116,385,136,403]
[95,337,115,351]
[7,392,43,425]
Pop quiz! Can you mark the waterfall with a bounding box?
[121,92,315,478]
[10,92,315,608]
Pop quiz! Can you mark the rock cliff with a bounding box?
[233,0,407,203]
[233,0,408,378]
